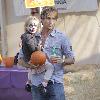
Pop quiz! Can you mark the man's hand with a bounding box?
[28,62,40,69]
[18,58,30,68]
[50,55,63,64]
[63,58,75,66]
[50,55,75,66]
[18,58,39,69]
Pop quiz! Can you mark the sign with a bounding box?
[55,0,98,13]
[13,0,98,16]
[25,0,55,8]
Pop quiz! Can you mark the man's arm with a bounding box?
[50,56,75,66]
[18,58,30,68]
[18,49,39,69]
[62,57,75,66]
[61,34,75,66]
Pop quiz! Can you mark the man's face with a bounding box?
[26,19,39,34]
[42,12,57,30]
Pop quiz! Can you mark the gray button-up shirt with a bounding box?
[18,29,74,86]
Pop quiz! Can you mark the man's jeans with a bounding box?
[31,82,66,100]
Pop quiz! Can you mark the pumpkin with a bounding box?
[3,57,14,68]
[30,51,46,66]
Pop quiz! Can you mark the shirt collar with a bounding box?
[49,29,56,37]
[35,29,57,37]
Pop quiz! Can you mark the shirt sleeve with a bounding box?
[61,34,75,58]
[18,48,24,59]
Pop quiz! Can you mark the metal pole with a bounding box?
[0,0,8,56]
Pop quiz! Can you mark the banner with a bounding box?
[55,0,98,13]
[25,0,55,8]
[13,0,98,16]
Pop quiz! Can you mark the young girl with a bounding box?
[19,16,54,93]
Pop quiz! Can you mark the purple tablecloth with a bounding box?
[0,67,32,100]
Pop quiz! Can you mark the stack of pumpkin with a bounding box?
[0,51,46,68]
[0,54,14,68]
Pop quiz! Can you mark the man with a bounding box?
[18,7,75,100]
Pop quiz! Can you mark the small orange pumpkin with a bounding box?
[30,51,46,66]
[3,57,14,68]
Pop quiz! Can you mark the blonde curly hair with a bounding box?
[24,16,40,32]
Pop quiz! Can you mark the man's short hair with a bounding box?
[41,7,58,19]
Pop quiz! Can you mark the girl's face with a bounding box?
[26,19,39,34]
